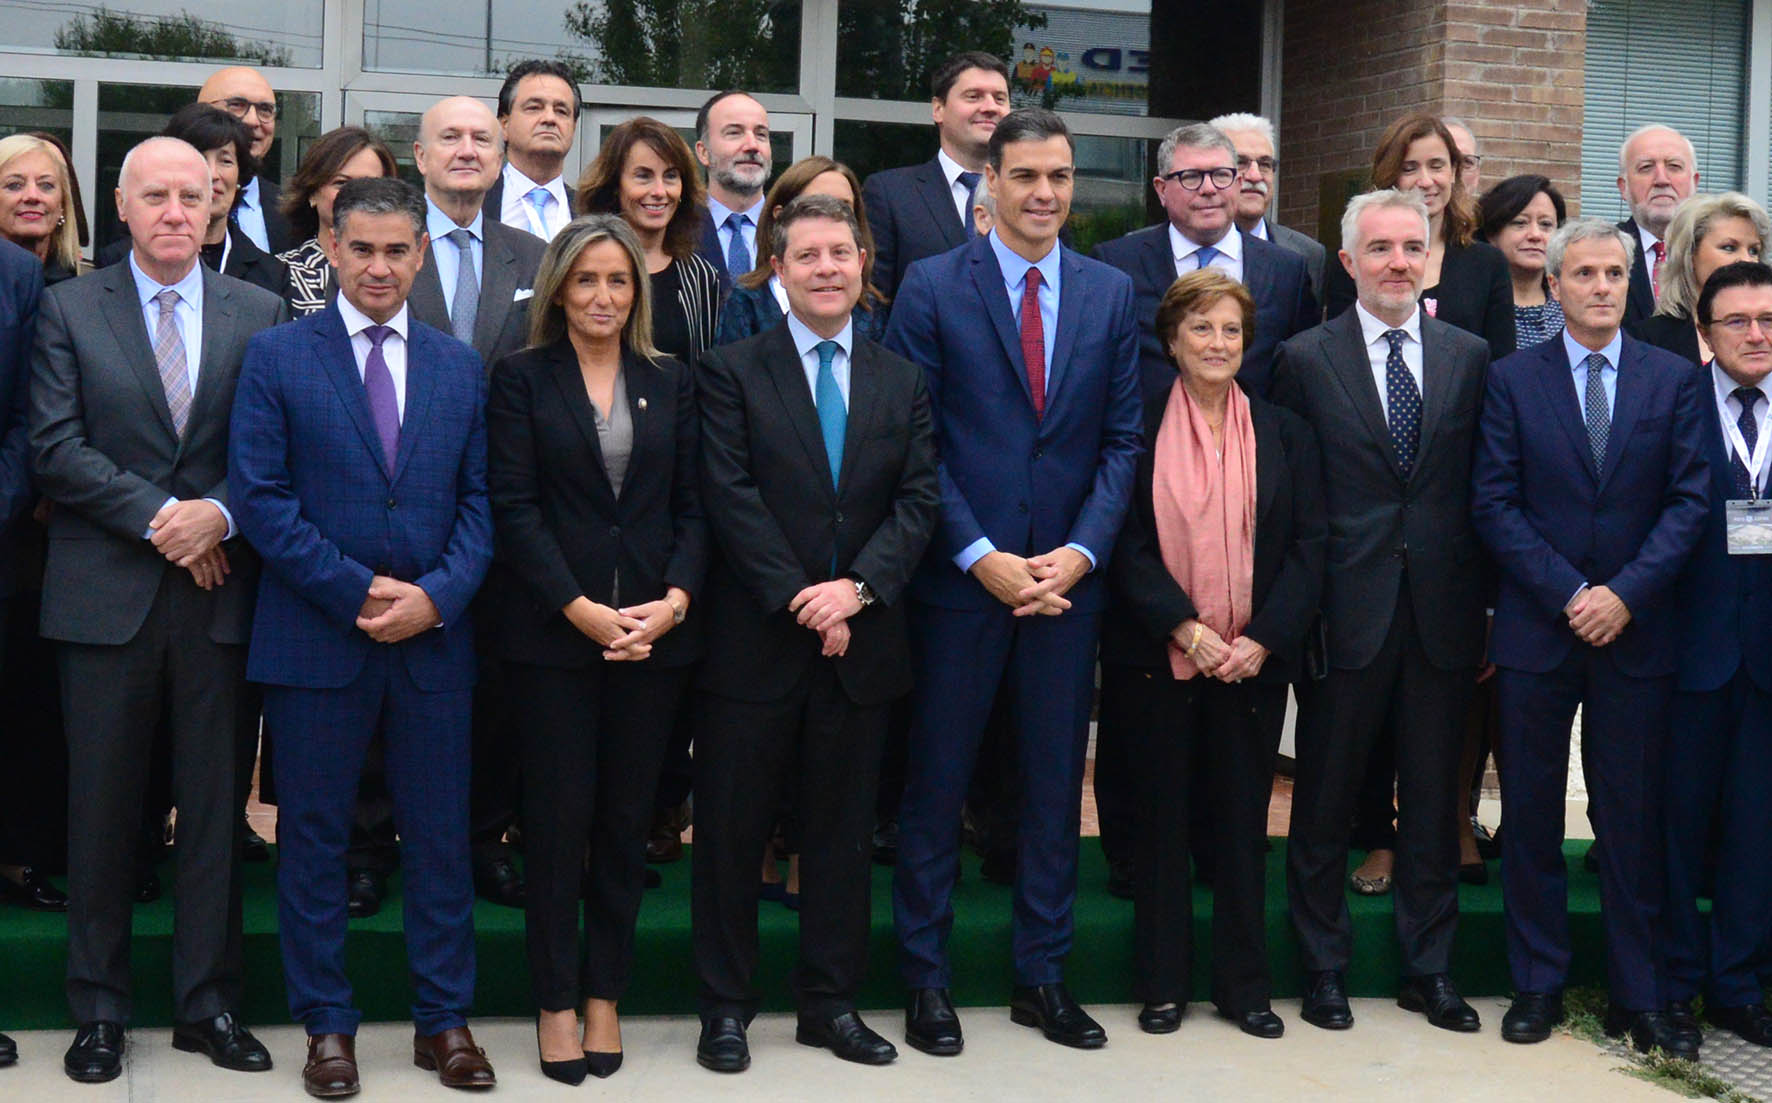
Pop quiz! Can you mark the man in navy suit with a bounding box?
[887,108,1142,1054]
[1093,123,1318,402]
[694,89,772,288]
[1472,217,1707,1059]
[1663,260,1772,1048]
[230,178,495,1097]
[863,51,1010,303]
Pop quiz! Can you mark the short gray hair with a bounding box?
[1617,123,1697,176]
[970,174,994,217]
[1442,116,1477,154]
[1156,123,1237,176]
[333,176,427,240]
[1655,191,1772,319]
[1339,189,1430,254]
[771,193,861,258]
[1207,113,1275,149]
[1546,217,1636,278]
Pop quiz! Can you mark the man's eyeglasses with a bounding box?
[1712,313,1772,336]
[1236,156,1278,174]
[1162,167,1236,191]
[210,96,277,122]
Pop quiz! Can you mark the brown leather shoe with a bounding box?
[414,1026,496,1090]
[302,1033,359,1098]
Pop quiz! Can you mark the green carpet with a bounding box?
[0,840,1614,1029]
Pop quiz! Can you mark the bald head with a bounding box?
[198,66,276,159]
[414,96,502,218]
[116,137,210,282]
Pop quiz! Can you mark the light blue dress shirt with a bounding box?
[1562,326,1622,419]
[954,232,1093,575]
[784,311,852,409]
[233,176,270,252]
[425,198,484,315]
[708,194,764,268]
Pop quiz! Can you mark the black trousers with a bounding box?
[509,661,687,1010]
[1286,593,1470,976]
[60,573,246,1023]
[0,591,69,872]
[693,661,885,1021]
[1105,664,1284,1012]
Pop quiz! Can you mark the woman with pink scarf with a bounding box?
[1098,270,1325,1039]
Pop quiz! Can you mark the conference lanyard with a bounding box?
[1723,392,1772,498]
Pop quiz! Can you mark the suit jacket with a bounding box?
[481,173,577,233]
[863,157,968,303]
[229,302,492,690]
[1673,359,1772,693]
[1091,224,1319,400]
[1269,309,1491,671]
[1618,217,1658,328]
[1325,238,1517,361]
[258,178,294,256]
[1270,220,1328,307]
[1100,388,1326,684]
[99,223,289,297]
[714,281,887,347]
[486,341,707,668]
[697,322,940,705]
[29,261,286,645]
[408,216,547,370]
[0,238,44,597]
[1471,333,1709,678]
[694,207,739,302]
[884,234,1144,614]
[1628,310,1701,365]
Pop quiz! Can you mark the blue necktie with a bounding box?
[1733,385,1762,497]
[525,186,552,238]
[1195,244,1220,271]
[1384,329,1421,474]
[1584,351,1610,470]
[446,227,478,345]
[956,170,982,236]
[725,212,752,276]
[814,340,845,488]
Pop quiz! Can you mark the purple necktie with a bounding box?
[363,324,400,474]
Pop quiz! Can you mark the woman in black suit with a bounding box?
[1633,192,1769,364]
[1101,269,1325,1039]
[487,213,707,1084]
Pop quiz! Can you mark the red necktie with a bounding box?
[1651,240,1666,300]
[1021,267,1046,417]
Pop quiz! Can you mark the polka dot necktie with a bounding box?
[1732,385,1762,498]
[1384,329,1420,474]
[1584,352,1610,471]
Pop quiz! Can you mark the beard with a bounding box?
[714,159,768,196]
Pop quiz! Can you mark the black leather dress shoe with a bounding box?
[241,822,270,863]
[1605,1008,1699,1061]
[1300,971,1353,1030]
[346,870,383,920]
[1501,992,1564,1043]
[796,1010,897,1065]
[0,866,68,911]
[696,1016,749,1073]
[135,871,163,904]
[1397,974,1480,1032]
[1709,1003,1772,1047]
[65,1021,124,1083]
[1137,1002,1182,1034]
[1228,1008,1285,1039]
[1009,984,1106,1049]
[474,855,525,908]
[0,1030,16,1066]
[872,818,899,866]
[905,987,963,1055]
[172,1011,273,1072]
[1666,999,1702,1043]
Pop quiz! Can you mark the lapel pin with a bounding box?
[637,397,648,411]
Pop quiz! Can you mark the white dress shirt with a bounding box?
[336,295,410,421]
[1562,327,1622,421]
[1248,217,1271,242]
[498,162,571,241]
[424,198,483,317]
[1169,222,1245,284]
[1353,301,1424,422]
[1713,362,1772,494]
[233,176,270,252]
[767,274,789,314]
[784,310,852,410]
[936,148,979,228]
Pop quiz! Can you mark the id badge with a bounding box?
[1726,500,1772,554]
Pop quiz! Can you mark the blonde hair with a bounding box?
[1656,192,1772,320]
[527,214,660,360]
[0,134,79,270]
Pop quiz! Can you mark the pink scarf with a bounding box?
[1152,379,1257,679]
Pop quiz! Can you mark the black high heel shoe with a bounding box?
[536,1018,587,1085]
[584,1049,623,1078]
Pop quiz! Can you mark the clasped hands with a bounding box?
[562,588,688,661]
[357,575,442,643]
[971,547,1089,617]
[148,499,230,590]
[789,579,861,658]
[1172,617,1269,683]
[1564,584,1631,647]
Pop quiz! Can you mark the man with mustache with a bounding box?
[487,60,581,242]
[695,89,772,288]
[1616,124,1699,326]
[1210,112,1326,306]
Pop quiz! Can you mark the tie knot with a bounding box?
[725,211,749,231]
[1195,244,1220,269]
[1652,240,1666,261]
[1024,266,1042,292]
[957,170,982,194]
[1736,385,1763,411]
[447,227,474,249]
[1585,351,1609,373]
[815,339,839,370]
[365,324,393,349]
[154,287,181,314]
[1384,329,1406,352]
[527,186,550,206]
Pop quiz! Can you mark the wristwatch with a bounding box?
[853,579,877,607]
[667,597,687,625]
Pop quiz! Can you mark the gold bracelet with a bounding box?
[1187,621,1204,656]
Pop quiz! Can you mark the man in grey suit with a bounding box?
[1211,113,1327,306]
[29,136,286,1084]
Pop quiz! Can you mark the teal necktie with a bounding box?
[814,339,845,488]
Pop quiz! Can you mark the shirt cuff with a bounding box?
[204,498,237,541]
[143,495,178,539]
[1566,582,1588,610]
[1065,542,1097,570]
[954,537,996,574]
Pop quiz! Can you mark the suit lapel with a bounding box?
[391,325,438,484]
[916,158,966,246]
[1253,401,1280,525]
[1138,225,1179,309]
[545,342,613,495]
[472,224,520,359]
[968,243,1034,409]
[836,338,882,500]
[1324,312,1401,480]
[1598,339,1647,492]
[98,263,178,441]
[312,305,391,479]
[1413,318,1457,472]
[619,353,658,505]
[185,268,238,449]
[1538,339,1598,483]
[1046,248,1085,407]
[409,246,449,333]
[763,325,835,499]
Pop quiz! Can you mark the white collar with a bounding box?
[335,294,410,342]
[1169,222,1242,262]
[785,309,853,361]
[502,162,569,209]
[707,192,764,228]
[1354,300,1422,345]
[127,250,204,312]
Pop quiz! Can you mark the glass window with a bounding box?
[0,78,73,147]
[362,0,801,89]
[837,0,1154,117]
[834,120,938,184]
[589,121,795,181]
[363,111,428,191]
[0,0,323,68]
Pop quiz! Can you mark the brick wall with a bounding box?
[1277,0,1586,246]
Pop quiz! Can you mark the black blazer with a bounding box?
[485,342,707,668]
[1269,309,1492,672]
[258,178,293,255]
[696,322,940,706]
[1325,237,1516,361]
[1629,310,1701,365]
[481,173,577,232]
[694,207,739,302]
[1101,389,1325,683]
[1091,224,1319,401]
[1618,217,1658,328]
[98,223,289,297]
[862,156,968,303]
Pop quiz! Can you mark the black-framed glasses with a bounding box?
[210,96,277,121]
[1163,167,1236,191]
[1713,313,1772,336]
[1236,155,1278,174]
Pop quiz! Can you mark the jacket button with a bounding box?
[609,525,621,538]
[1018,502,1029,514]
[386,498,396,509]
[1033,448,1044,460]
[835,511,846,524]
